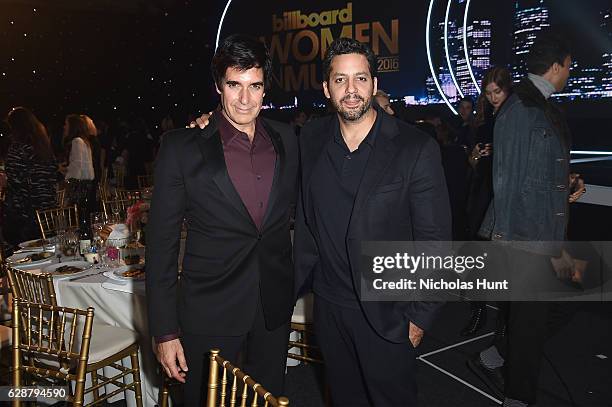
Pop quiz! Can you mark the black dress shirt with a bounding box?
[309,111,382,308]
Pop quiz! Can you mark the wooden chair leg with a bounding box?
[130,350,144,407]
[301,328,310,363]
[159,375,170,407]
[91,369,100,403]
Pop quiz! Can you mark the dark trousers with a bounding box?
[314,295,418,407]
[181,299,290,407]
[497,251,576,403]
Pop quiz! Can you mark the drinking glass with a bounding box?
[64,230,79,261]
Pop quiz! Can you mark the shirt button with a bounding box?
[259,202,263,208]
[556,184,566,190]
[345,155,351,160]
[256,175,262,180]
[555,212,565,217]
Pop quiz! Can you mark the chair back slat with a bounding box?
[35,205,79,239]
[102,198,135,220]
[56,189,66,207]
[7,268,57,306]
[206,349,289,407]
[12,300,94,398]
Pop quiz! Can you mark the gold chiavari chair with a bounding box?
[115,189,143,202]
[12,300,144,407]
[35,205,79,240]
[0,248,12,307]
[0,252,11,384]
[102,198,134,221]
[137,175,154,190]
[56,189,66,207]
[206,348,289,407]
[288,294,322,365]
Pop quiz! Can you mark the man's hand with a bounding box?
[551,249,574,280]
[156,338,188,383]
[408,322,424,348]
[188,112,212,129]
[568,173,586,203]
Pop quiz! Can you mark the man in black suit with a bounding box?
[146,34,298,406]
[293,38,451,406]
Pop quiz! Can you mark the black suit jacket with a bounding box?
[294,112,451,343]
[146,114,298,337]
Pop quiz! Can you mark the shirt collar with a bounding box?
[215,110,268,145]
[332,106,382,149]
[527,73,556,100]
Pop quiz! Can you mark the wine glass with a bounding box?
[111,203,121,223]
[54,232,64,264]
[65,230,79,261]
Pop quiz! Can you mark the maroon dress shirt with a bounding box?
[155,112,277,344]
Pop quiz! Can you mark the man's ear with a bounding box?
[323,81,330,99]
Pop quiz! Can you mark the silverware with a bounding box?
[67,268,104,282]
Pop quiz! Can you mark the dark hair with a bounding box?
[322,37,378,82]
[527,29,572,75]
[475,66,513,126]
[459,96,474,107]
[6,107,54,161]
[212,34,272,90]
[64,114,91,148]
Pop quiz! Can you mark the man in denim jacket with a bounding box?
[469,31,585,406]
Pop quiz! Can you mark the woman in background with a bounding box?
[61,114,95,218]
[461,66,513,336]
[2,107,57,245]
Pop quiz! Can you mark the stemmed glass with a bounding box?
[54,215,67,264]
[112,204,121,223]
[54,235,64,264]
[64,230,79,261]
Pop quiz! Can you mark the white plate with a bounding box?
[18,238,56,251]
[7,251,56,267]
[112,264,145,281]
[44,261,92,278]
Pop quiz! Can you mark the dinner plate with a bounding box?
[18,238,56,251]
[7,251,55,267]
[43,261,92,277]
[112,264,145,281]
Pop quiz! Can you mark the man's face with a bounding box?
[553,56,572,92]
[323,53,377,122]
[458,101,473,122]
[375,95,395,116]
[216,66,265,128]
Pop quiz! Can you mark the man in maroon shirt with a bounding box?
[146,34,298,406]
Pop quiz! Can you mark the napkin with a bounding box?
[108,224,129,240]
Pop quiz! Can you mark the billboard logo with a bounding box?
[272,3,353,32]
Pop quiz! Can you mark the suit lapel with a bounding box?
[195,116,257,230]
[348,114,399,235]
[260,119,284,230]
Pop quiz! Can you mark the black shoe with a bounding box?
[467,354,504,400]
[461,305,487,336]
